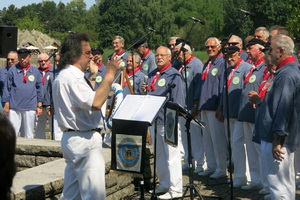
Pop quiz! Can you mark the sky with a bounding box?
[0,0,96,10]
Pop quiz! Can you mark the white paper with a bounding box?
[113,94,167,123]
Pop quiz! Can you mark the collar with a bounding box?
[68,65,85,79]
[276,56,296,71]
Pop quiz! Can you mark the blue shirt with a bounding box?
[238,62,266,122]
[107,51,129,63]
[123,69,145,96]
[196,55,225,111]
[84,64,107,90]
[0,66,10,98]
[171,58,183,71]
[2,64,43,110]
[140,50,157,75]
[147,65,185,124]
[39,66,54,106]
[180,56,203,110]
[256,61,300,152]
[221,59,252,119]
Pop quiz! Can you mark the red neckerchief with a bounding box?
[115,49,125,56]
[39,65,51,85]
[201,54,221,80]
[258,74,274,100]
[98,63,103,69]
[244,57,265,83]
[141,49,151,60]
[148,63,171,91]
[276,56,296,71]
[19,64,31,83]
[124,67,141,86]
[179,54,195,73]
[227,58,242,89]
[257,67,271,99]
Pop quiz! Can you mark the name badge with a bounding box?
[232,77,240,85]
[158,78,166,87]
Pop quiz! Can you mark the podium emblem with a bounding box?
[117,137,140,168]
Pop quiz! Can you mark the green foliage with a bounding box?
[14,16,45,32]
[0,0,298,48]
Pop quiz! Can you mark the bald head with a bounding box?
[38,53,50,69]
[155,46,171,69]
[7,51,18,67]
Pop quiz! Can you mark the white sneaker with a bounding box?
[210,171,227,179]
[193,166,204,173]
[149,186,168,194]
[258,187,270,195]
[231,179,247,188]
[198,168,214,177]
[241,183,263,190]
[158,191,182,199]
[264,194,271,200]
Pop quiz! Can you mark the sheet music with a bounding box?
[113,95,167,123]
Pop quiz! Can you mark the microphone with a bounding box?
[68,31,76,34]
[143,75,148,94]
[189,16,205,25]
[238,8,255,17]
[148,27,157,32]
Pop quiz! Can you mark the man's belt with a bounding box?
[65,128,102,133]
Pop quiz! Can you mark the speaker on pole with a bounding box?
[0,26,18,58]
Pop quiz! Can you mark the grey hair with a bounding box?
[230,35,243,46]
[169,36,179,41]
[254,44,265,50]
[175,43,192,54]
[271,34,294,55]
[113,35,125,43]
[128,53,141,63]
[205,37,221,47]
[255,27,270,39]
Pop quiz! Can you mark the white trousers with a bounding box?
[261,141,295,200]
[60,131,105,200]
[242,122,266,185]
[150,124,182,193]
[201,110,227,173]
[9,109,35,138]
[180,113,205,167]
[35,107,52,139]
[53,114,63,141]
[227,119,250,181]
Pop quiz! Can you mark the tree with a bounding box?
[14,16,45,32]
[287,0,300,39]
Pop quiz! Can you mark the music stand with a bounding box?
[111,94,167,199]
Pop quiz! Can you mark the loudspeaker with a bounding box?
[0,26,18,58]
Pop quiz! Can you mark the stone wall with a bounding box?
[12,138,154,200]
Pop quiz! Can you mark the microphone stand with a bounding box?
[222,12,252,200]
[47,46,61,140]
[178,20,204,200]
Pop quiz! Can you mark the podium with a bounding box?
[111,94,167,174]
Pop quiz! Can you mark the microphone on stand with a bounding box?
[238,8,256,17]
[189,16,205,25]
[162,83,176,97]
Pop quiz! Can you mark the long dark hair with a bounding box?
[58,32,90,70]
[0,114,16,200]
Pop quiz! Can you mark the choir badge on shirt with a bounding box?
[248,74,256,83]
[28,75,35,82]
[96,76,102,83]
[232,76,240,85]
[211,68,218,76]
[47,75,50,80]
[130,80,133,86]
[157,78,166,87]
[143,64,149,71]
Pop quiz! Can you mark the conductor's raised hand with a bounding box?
[106,53,124,76]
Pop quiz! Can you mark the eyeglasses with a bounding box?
[228,42,240,46]
[38,60,48,63]
[206,45,218,49]
[7,58,15,61]
[155,54,170,57]
[168,44,176,48]
[254,35,263,39]
[82,51,92,56]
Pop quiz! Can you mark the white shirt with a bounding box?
[52,65,101,131]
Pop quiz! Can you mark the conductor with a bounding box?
[52,33,121,199]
